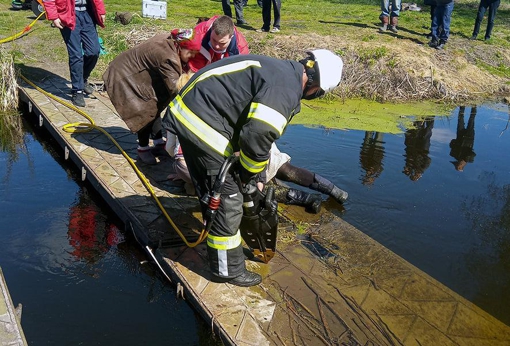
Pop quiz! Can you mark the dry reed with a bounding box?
[0,47,24,155]
[0,47,18,111]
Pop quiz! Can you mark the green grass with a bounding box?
[2,1,509,59]
[0,0,509,132]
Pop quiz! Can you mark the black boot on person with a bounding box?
[71,91,86,107]
[310,174,348,204]
[428,38,438,48]
[435,39,446,50]
[83,83,95,95]
[213,270,262,287]
[286,188,322,214]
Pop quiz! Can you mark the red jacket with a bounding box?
[43,0,105,30]
[188,16,249,72]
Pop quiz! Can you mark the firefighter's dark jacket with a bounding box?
[162,54,304,181]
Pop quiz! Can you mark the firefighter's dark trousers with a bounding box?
[185,154,246,279]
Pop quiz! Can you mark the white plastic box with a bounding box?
[142,0,167,20]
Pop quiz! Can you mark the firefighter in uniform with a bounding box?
[162,50,343,287]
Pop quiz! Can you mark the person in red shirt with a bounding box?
[187,15,249,73]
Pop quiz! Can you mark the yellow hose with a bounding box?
[0,11,46,44]
[19,73,208,247]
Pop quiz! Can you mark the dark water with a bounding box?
[1,103,509,345]
[0,116,209,345]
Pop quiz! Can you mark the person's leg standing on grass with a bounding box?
[439,1,454,46]
[471,0,488,40]
[429,2,441,47]
[258,0,271,32]
[435,1,454,50]
[484,0,500,40]
[379,0,390,32]
[271,0,281,32]
[389,0,401,33]
[222,0,247,25]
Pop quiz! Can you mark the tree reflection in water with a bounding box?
[462,170,510,323]
[0,109,30,184]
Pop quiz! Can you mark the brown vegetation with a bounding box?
[121,28,510,104]
[0,47,18,111]
[247,33,509,103]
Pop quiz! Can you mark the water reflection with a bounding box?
[450,106,477,172]
[67,189,122,264]
[0,110,30,183]
[359,131,385,186]
[0,115,223,345]
[462,171,510,320]
[402,117,434,181]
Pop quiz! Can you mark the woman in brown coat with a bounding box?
[102,29,201,164]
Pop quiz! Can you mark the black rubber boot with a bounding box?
[213,270,262,287]
[310,174,348,204]
[286,188,322,214]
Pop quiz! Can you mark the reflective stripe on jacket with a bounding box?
[162,54,303,180]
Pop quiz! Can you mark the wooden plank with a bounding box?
[0,267,27,346]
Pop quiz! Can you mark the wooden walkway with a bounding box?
[17,68,510,346]
[0,267,26,346]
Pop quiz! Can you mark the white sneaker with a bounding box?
[270,27,280,33]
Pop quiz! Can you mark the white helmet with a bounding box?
[300,49,343,99]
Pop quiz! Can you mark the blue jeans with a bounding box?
[472,0,500,39]
[60,11,100,93]
[431,1,454,42]
[380,0,401,18]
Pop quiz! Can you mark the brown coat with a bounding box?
[102,34,183,133]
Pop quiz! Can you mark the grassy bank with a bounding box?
[0,0,509,124]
